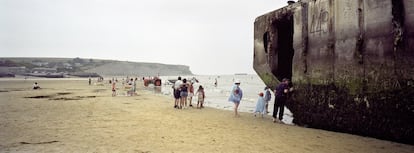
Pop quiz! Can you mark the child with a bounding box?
[264,87,272,113]
[253,92,266,118]
[196,86,205,109]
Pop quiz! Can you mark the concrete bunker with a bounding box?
[253,0,414,144]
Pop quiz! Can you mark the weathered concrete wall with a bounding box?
[253,0,414,144]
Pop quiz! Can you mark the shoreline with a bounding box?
[0,79,413,152]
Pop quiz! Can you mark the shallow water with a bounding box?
[156,74,294,124]
[3,75,294,124]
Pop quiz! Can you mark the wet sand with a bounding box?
[0,79,413,152]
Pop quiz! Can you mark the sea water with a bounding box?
[156,74,294,124]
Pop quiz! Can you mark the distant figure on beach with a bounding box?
[264,87,272,113]
[196,85,205,109]
[188,82,194,107]
[134,78,137,93]
[33,82,40,90]
[214,78,218,87]
[173,76,182,108]
[228,80,243,117]
[253,92,266,118]
[112,81,116,97]
[180,78,189,109]
[88,77,91,85]
[273,78,290,123]
[127,78,135,96]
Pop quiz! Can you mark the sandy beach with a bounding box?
[0,79,413,153]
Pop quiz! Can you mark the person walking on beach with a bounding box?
[254,92,266,118]
[228,80,243,117]
[88,77,91,85]
[173,76,182,108]
[196,85,205,109]
[112,81,116,97]
[273,78,290,123]
[264,87,272,113]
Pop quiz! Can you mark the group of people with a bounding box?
[172,76,205,109]
[228,78,292,123]
[111,77,138,97]
[169,76,292,123]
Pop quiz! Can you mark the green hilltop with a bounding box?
[0,57,193,77]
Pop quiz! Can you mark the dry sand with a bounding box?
[0,79,413,153]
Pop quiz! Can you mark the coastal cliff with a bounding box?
[0,57,192,77]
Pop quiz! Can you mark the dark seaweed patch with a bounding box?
[93,89,106,93]
[49,97,81,101]
[48,95,96,101]
[25,95,52,99]
[56,92,72,95]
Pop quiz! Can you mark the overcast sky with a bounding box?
[0,0,287,75]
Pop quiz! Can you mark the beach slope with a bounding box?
[0,80,413,152]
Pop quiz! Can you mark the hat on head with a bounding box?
[234,79,241,84]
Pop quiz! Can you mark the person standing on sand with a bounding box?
[128,78,135,96]
[180,78,189,109]
[228,80,243,117]
[196,85,205,109]
[112,81,116,97]
[173,76,182,108]
[133,78,137,93]
[264,87,272,113]
[188,82,194,107]
[273,78,290,123]
[88,76,91,85]
[253,92,266,118]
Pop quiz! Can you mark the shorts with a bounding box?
[112,89,116,92]
[180,91,188,97]
[232,101,240,104]
[198,98,204,103]
[174,89,181,99]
